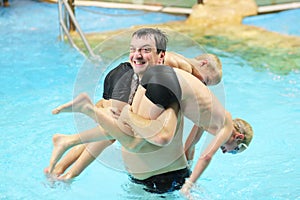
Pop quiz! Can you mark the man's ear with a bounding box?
[158,52,165,64]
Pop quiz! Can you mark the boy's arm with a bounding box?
[165,51,205,82]
[181,112,233,192]
[164,51,193,73]
[184,125,205,161]
[119,103,179,147]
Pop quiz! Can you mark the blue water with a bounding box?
[0,1,299,199]
[243,8,300,36]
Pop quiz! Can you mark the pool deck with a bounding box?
[257,1,300,13]
[44,0,300,14]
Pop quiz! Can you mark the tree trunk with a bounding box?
[3,0,9,7]
[68,0,76,32]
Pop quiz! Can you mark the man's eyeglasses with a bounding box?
[129,47,153,54]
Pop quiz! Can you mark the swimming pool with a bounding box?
[0,1,299,199]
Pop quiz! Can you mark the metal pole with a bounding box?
[60,19,79,50]
[58,0,64,41]
[62,0,97,58]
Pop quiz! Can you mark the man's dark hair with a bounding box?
[132,28,168,54]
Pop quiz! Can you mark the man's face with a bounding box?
[129,35,163,77]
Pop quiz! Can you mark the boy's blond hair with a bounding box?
[233,118,254,151]
[195,53,222,85]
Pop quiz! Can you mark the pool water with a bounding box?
[242,8,300,37]
[0,1,299,199]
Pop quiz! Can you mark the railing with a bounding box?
[58,0,98,60]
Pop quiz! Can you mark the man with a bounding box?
[47,64,253,196]
[45,28,223,181]
[46,27,225,194]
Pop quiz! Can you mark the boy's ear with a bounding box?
[234,132,245,140]
[199,59,208,67]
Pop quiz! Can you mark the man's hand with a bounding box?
[117,104,135,136]
[109,107,121,119]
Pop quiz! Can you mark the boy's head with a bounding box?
[221,118,254,154]
[194,54,222,85]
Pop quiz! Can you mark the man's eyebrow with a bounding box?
[130,44,152,48]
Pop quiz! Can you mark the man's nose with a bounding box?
[133,51,142,57]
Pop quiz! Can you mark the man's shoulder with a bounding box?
[106,62,133,80]
[113,62,132,72]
